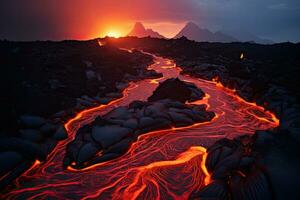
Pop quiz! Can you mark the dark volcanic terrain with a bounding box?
[1,36,300,199]
[103,36,300,199]
[64,78,214,169]
[0,39,161,188]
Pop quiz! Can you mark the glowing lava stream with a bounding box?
[1,54,279,200]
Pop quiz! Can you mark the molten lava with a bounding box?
[240,52,244,60]
[1,54,279,200]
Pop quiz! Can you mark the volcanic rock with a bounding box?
[19,129,43,143]
[0,151,24,175]
[39,123,57,135]
[148,78,204,103]
[52,125,68,140]
[91,125,132,148]
[123,118,138,129]
[199,130,300,200]
[77,143,99,165]
[19,115,46,128]
[0,138,46,161]
[0,39,160,189]
[65,98,215,169]
[197,180,228,200]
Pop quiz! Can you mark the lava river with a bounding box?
[1,55,279,200]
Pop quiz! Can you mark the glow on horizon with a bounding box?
[99,21,186,39]
[104,30,122,38]
[144,22,186,38]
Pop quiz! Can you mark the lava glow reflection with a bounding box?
[1,54,279,200]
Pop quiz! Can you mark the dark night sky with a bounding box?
[0,0,299,42]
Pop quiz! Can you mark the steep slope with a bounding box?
[175,22,237,43]
[128,22,165,39]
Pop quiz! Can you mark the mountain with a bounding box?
[128,22,165,39]
[222,30,274,44]
[174,22,238,43]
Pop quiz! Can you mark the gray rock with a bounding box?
[20,129,43,143]
[105,119,125,126]
[53,125,68,140]
[97,97,114,104]
[77,143,99,165]
[239,156,255,168]
[139,117,155,129]
[105,137,133,154]
[116,82,129,90]
[212,151,242,179]
[168,111,193,125]
[178,108,195,118]
[230,168,272,200]
[19,115,46,128]
[76,98,95,107]
[149,118,172,130]
[0,138,46,160]
[86,70,96,79]
[254,130,274,146]
[105,107,132,120]
[92,125,131,148]
[81,95,97,103]
[144,103,166,117]
[123,118,138,129]
[129,101,147,109]
[48,79,65,90]
[84,60,93,68]
[53,110,67,118]
[288,127,300,144]
[40,123,57,135]
[106,92,122,98]
[166,101,186,109]
[206,147,222,173]
[97,73,102,81]
[198,180,228,200]
[0,151,24,175]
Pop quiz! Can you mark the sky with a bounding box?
[0,0,299,42]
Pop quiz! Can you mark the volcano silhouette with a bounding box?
[128,22,165,38]
[175,22,237,42]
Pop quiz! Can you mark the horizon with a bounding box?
[1,0,300,43]
[1,21,299,44]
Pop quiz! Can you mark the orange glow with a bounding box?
[98,40,105,46]
[2,51,280,200]
[240,53,244,60]
[98,22,132,39]
[122,146,208,200]
[97,21,187,39]
[104,30,122,38]
[211,76,279,126]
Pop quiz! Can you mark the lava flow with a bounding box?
[1,54,279,200]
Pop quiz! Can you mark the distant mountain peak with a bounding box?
[175,22,238,43]
[128,22,165,39]
[132,22,145,31]
[185,21,199,28]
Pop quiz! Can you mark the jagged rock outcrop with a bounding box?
[148,78,205,103]
[193,129,300,200]
[64,79,214,169]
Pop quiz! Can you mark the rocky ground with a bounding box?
[0,39,161,189]
[105,37,300,199]
[194,130,300,199]
[65,78,214,169]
